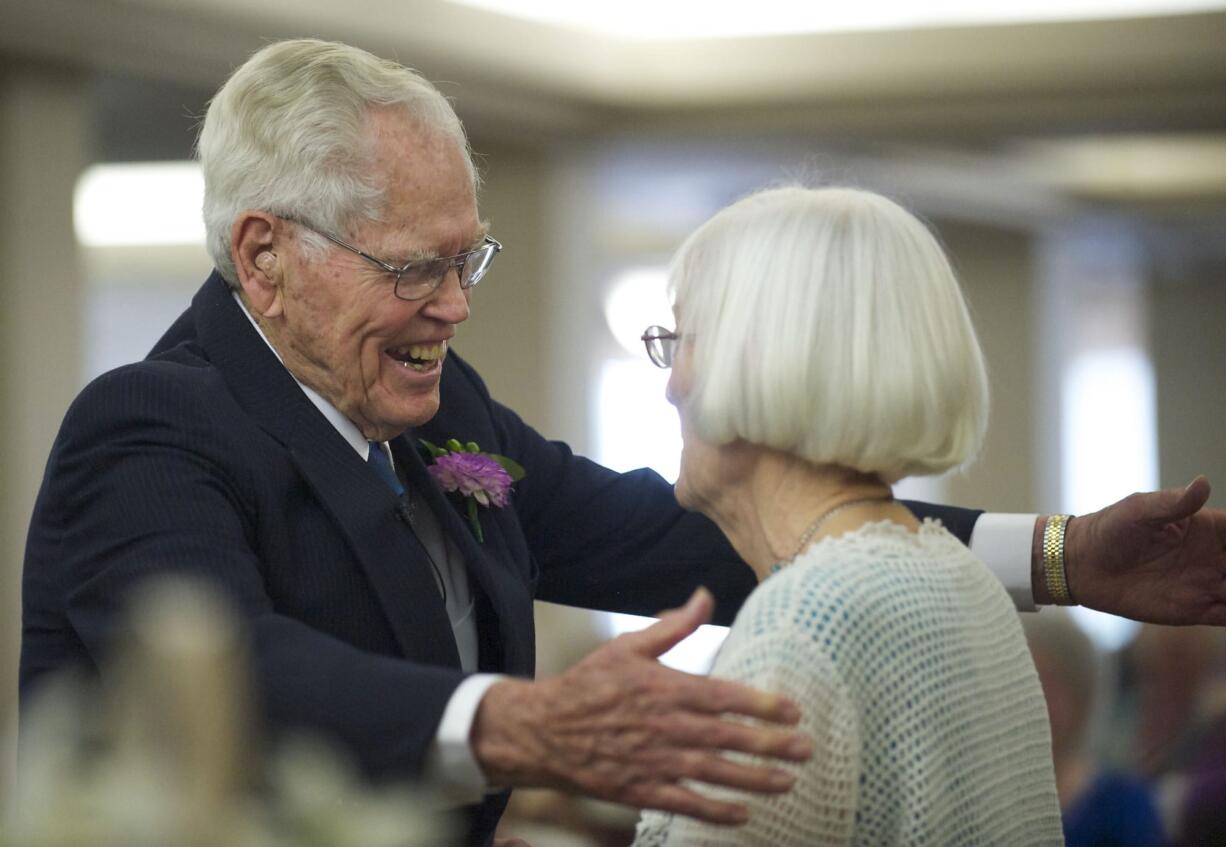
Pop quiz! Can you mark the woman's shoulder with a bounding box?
[726,519,1017,664]
[759,519,978,601]
[803,517,969,564]
[793,518,1008,600]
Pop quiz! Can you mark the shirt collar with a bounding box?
[233,291,371,460]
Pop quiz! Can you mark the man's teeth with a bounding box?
[392,342,446,371]
[408,343,444,361]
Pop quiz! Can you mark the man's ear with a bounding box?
[232,211,285,318]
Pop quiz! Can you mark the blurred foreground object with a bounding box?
[3,578,451,847]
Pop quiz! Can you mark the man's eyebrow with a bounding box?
[390,221,491,264]
[469,220,491,249]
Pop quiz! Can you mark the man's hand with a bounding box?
[1060,476,1226,625]
[471,588,811,825]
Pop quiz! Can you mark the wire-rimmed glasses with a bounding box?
[288,217,502,301]
[641,325,681,368]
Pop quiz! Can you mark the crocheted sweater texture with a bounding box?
[634,520,1063,846]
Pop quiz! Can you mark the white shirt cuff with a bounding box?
[970,513,1039,612]
[423,673,504,805]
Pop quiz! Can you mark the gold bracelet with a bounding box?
[1042,514,1074,605]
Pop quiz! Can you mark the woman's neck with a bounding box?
[700,449,914,581]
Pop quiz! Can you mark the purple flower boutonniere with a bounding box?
[420,438,525,543]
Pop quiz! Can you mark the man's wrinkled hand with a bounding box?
[471,588,811,825]
[1064,476,1226,625]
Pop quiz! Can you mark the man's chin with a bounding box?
[673,477,694,511]
[360,395,441,441]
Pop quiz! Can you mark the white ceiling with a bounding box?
[3,0,1225,213]
[2,1,1222,126]
[450,0,1226,39]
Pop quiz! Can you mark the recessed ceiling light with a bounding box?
[75,161,205,247]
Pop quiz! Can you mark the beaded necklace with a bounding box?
[769,495,895,574]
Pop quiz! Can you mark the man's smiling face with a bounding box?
[265,108,485,441]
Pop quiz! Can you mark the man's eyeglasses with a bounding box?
[288,218,502,301]
[641,325,681,369]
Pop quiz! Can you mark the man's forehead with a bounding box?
[363,137,482,255]
[370,216,488,258]
[367,110,466,172]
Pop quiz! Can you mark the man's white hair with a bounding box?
[671,185,989,481]
[197,38,476,286]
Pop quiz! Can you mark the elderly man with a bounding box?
[20,39,1226,846]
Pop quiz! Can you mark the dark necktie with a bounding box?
[367,440,449,605]
[367,441,404,496]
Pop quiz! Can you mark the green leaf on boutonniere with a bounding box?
[466,498,484,544]
[418,438,449,459]
[486,453,525,482]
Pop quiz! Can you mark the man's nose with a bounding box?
[424,268,471,323]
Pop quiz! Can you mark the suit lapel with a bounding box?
[394,434,535,677]
[191,274,460,668]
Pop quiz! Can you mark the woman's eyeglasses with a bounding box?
[641,325,680,369]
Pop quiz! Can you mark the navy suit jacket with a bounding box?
[21,272,983,843]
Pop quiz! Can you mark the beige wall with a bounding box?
[939,221,1040,513]
[449,139,552,432]
[0,64,88,802]
[1153,264,1226,509]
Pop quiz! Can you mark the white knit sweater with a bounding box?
[634,520,1063,846]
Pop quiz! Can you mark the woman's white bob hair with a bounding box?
[671,185,989,481]
[197,38,475,287]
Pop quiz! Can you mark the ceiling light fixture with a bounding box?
[75,161,205,247]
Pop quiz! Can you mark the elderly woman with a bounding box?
[634,186,1063,845]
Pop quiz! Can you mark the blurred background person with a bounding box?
[1129,624,1225,779]
[1124,624,1226,844]
[1023,608,1167,847]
